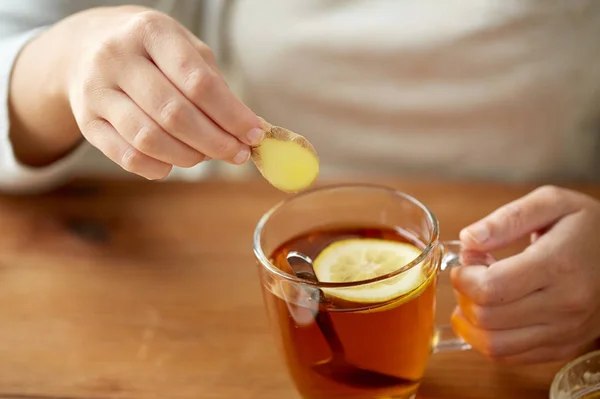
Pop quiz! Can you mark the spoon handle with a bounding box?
[314,304,346,355]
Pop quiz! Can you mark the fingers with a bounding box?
[117,57,250,164]
[451,248,550,306]
[456,289,546,330]
[490,342,591,365]
[459,249,497,266]
[135,13,263,146]
[460,186,580,252]
[97,89,205,168]
[451,308,550,359]
[82,118,172,180]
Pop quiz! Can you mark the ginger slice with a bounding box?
[250,118,320,193]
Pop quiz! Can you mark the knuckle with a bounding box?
[533,184,573,212]
[120,147,146,173]
[128,10,163,35]
[150,165,172,180]
[561,288,592,314]
[211,137,239,159]
[159,100,187,130]
[473,278,498,306]
[470,304,495,329]
[81,118,106,138]
[534,185,563,201]
[497,203,525,236]
[196,42,214,57]
[198,43,217,64]
[481,335,506,359]
[184,68,216,98]
[80,76,99,96]
[88,39,122,64]
[132,125,161,152]
[554,255,578,276]
[178,152,205,168]
[79,81,111,107]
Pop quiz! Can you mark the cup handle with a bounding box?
[432,239,494,354]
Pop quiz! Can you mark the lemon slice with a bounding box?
[313,238,425,303]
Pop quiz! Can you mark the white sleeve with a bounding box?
[0,1,98,195]
[0,28,92,195]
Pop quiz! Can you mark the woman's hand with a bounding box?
[451,185,600,364]
[61,6,262,179]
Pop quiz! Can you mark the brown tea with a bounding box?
[262,225,438,399]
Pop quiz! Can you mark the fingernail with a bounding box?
[462,224,490,244]
[247,128,265,146]
[233,147,250,164]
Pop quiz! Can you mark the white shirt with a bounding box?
[1,0,599,193]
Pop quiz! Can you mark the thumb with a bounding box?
[459,186,579,252]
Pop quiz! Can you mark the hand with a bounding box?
[451,185,600,364]
[63,7,263,179]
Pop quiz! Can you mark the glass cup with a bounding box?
[550,350,600,399]
[253,184,479,399]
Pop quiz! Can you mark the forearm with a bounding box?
[8,21,82,167]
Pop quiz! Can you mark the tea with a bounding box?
[262,225,438,399]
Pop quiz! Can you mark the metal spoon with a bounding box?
[286,251,416,389]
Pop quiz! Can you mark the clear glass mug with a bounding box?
[550,350,600,399]
[253,184,474,399]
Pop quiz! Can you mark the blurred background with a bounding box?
[62,0,600,186]
[8,0,598,281]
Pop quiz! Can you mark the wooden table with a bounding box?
[0,177,598,399]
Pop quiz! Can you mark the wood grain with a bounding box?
[0,177,598,399]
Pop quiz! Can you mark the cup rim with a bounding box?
[550,349,600,397]
[252,183,440,288]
